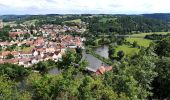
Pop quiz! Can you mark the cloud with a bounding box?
[0,0,170,14]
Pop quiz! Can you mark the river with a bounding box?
[94,45,109,59]
[82,45,109,72]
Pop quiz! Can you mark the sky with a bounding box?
[0,0,170,15]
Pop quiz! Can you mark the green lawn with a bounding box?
[115,32,169,57]
[126,38,152,47]
[23,20,38,25]
[3,21,17,26]
[22,46,34,52]
[15,46,34,52]
[131,32,170,38]
[125,32,169,47]
[115,45,140,57]
[65,19,81,23]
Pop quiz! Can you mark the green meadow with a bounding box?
[115,45,140,57]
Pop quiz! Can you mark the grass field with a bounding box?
[23,20,38,25]
[131,32,170,38]
[115,45,140,57]
[126,38,152,47]
[3,21,17,26]
[99,18,117,23]
[65,19,81,23]
[125,32,169,47]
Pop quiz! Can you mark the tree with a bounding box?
[79,76,130,100]
[128,48,157,99]
[103,47,157,99]
[155,37,170,57]
[0,75,32,99]
[0,63,29,79]
[117,50,124,60]
[132,41,138,48]
[62,49,77,68]
[152,57,170,99]
[33,60,56,74]
[6,54,14,59]
[6,44,17,51]
[108,45,115,60]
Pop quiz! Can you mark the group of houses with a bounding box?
[0,24,85,67]
[41,24,86,33]
[0,22,112,75]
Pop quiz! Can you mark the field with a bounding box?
[125,32,169,47]
[3,21,17,26]
[131,32,170,38]
[23,20,37,25]
[126,38,152,47]
[120,32,169,56]
[115,45,140,57]
[65,19,81,23]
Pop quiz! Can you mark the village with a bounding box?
[0,23,86,67]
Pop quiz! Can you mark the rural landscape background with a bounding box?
[0,0,170,100]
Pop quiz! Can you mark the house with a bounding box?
[18,58,31,67]
[0,51,11,59]
[5,58,20,64]
[52,51,62,61]
[96,66,112,75]
[31,57,39,64]
[0,42,9,48]
[9,32,23,37]
[19,51,33,58]
[11,51,19,58]
[33,38,45,46]
[46,48,56,53]
[0,60,4,64]
[33,50,39,57]
[25,41,34,45]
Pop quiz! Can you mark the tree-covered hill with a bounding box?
[143,13,170,22]
[83,16,169,34]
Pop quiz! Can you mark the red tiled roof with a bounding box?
[19,58,30,62]
[9,32,23,37]
[0,42,9,45]
[11,51,18,55]
[0,51,11,57]
[0,60,4,64]
[5,58,20,64]
[26,41,34,45]
[96,66,112,75]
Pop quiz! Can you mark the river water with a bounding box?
[81,45,109,72]
[94,45,109,59]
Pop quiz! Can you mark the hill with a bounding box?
[143,13,170,22]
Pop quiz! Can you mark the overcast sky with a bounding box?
[0,0,170,15]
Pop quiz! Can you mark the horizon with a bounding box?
[0,0,170,15]
[1,13,170,16]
